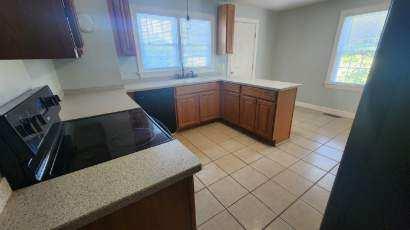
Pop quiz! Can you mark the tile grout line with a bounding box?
[178,118,348,229]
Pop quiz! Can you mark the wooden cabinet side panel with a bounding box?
[107,0,137,56]
[273,88,297,143]
[226,4,235,54]
[255,99,275,139]
[217,5,227,55]
[176,95,200,129]
[239,95,257,132]
[81,177,196,230]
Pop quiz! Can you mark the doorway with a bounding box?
[229,18,259,80]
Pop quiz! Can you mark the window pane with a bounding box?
[136,13,180,70]
[331,10,388,85]
[180,19,212,68]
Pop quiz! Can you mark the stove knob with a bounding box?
[29,116,43,133]
[35,114,47,125]
[15,125,29,137]
[53,95,61,102]
[21,119,36,135]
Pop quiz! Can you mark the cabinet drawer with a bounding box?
[241,86,277,101]
[222,82,241,93]
[175,83,219,96]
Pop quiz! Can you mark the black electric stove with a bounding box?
[0,86,173,190]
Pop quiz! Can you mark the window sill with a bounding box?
[324,82,364,92]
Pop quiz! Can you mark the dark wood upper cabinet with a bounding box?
[217,4,235,55]
[107,0,137,57]
[0,0,83,59]
[239,95,257,132]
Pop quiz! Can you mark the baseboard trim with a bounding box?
[295,101,356,119]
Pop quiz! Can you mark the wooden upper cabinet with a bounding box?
[256,99,275,139]
[217,4,235,55]
[176,95,200,129]
[199,91,220,122]
[0,0,83,59]
[222,91,240,125]
[107,0,137,56]
[239,95,257,132]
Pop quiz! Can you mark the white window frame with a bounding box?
[130,6,217,79]
[325,2,390,91]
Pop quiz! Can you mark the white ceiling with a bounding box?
[234,0,328,11]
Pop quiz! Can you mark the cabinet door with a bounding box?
[176,95,200,129]
[239,95,257,132]
[200,91,220,122]
[0,0,82,59]
[256,99,275,139]
[222,91,240,125]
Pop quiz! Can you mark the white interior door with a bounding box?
[229,20,258,80]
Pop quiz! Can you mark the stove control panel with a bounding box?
[0,87,61,156]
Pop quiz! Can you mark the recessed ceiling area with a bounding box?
[234,0,328,11]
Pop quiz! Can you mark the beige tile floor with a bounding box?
[175,106,353,230]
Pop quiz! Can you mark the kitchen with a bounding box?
[1,0,408,230]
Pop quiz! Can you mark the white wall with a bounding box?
[270,0,389,113]
[0,60,62,106]
[53,0,122,90]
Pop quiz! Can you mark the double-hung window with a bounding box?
[326,6,388,90]
[135,13,213,74]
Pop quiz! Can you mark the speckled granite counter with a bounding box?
[0,88,201,230]
[59,88,140,121]
[124,76,302,92]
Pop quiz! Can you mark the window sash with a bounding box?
[135,12,214,75]
[326,5,388,89]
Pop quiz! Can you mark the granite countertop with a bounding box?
[0,88,201,230]
[124,76,302,92]
[59,88,140,121]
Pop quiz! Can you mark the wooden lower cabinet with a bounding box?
[222,91,240,125]
[81,177,196,230]
[239,95,257,131]
[199,90,220,122]
[173,82,297,144]
[255,99,275,139]
[176,94,200,129]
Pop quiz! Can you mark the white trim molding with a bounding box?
[295,101,356,119]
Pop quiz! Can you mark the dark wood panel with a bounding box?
[239,95,257,132]
[81,177,196,230]
[200,90,220,122]
[222,82,241,93]
[107,0,137,56]
[176,94,200,129]
[226,4,235,54]
[175,83,219,96]
[217,4,235,55]
[217,4,227,55]
[273,88,297,143]
[241,85,277,102]
[255,99,275,140]
[0,0,81,59]
[222,91,240,125]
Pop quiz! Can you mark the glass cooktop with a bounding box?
[53,108,173,176]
